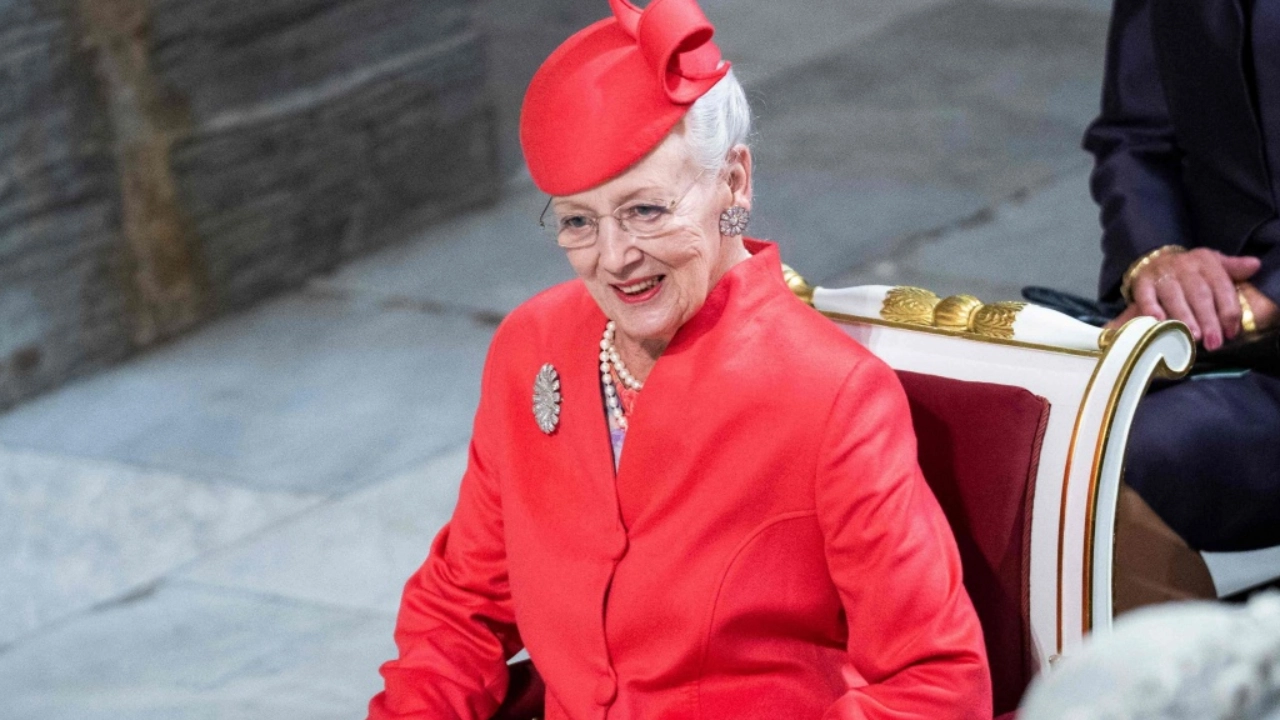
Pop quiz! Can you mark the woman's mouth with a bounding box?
[612,276,664,303]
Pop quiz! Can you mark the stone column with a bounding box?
[0,0,132,408]
[0,0,499,409]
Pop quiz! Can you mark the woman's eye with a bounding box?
[628,204,667,221]
[559,215,590,230]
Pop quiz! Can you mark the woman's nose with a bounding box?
[596,218,641,269]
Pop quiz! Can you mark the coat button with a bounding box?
[593,671,617,705]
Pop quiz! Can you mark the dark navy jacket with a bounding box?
[1084,0,1280,553]
[1085,0,1280,303]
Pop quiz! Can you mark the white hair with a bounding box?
[1020,592,1280,720]
[680,69,752,173]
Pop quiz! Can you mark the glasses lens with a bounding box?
[538,218,561,243]
[618,203,673,239]
[539,202,587,247]
[546,213,596,248]
[537,200,557,239]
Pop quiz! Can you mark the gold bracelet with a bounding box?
[1120,244,1185,302]
[1237,285,1258,334]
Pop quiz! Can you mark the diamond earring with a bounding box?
[719,206,750,236]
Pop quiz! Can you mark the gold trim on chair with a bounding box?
[821,312,1104,359]
[1057,352,1109,653]
[883,287,941,326]
[799,276,1104,356]
[781,264,815,307]
[1081,319,1195,633]
[933,294,984,332]
[972,302,1028,340]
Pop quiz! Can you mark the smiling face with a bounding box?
[553,129,753,364]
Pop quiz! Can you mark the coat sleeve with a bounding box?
[1083,0,1195,301]
[368,333,522,720]
[815,357,992,720]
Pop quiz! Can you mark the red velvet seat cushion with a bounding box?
[896,371,1049,717]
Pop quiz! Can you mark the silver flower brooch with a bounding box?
[532,364,561,434]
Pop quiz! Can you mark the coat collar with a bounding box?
[544,239,790,528]
[659,238,786,360]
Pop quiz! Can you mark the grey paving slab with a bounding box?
[747,0,1107,281]
[180,447,468,615]
[909,166,1102,296]
[0,293,494,495]
[706,0,950,86]
[0,445,319,648]
[828,166,1103,301]
[0,582,392,720]
[755,0,1108,133]
[319,185,575,316]
[988,0,1112,13]
[752,170,989,283]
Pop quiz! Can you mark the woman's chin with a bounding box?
[610,311,679,349]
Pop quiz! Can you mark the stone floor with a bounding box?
[0,0,1116,716]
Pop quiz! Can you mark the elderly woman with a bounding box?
[367,1,991,718]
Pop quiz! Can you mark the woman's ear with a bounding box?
[725,144,753,211]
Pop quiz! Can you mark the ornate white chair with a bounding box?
[782,268,1197,714]
[494,268,1203,720]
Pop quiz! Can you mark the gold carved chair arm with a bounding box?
[781,265,1116,353]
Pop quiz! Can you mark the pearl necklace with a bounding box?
[600,321,643,429]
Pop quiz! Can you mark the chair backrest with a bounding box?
[896,371,1048,715]
[791,271,1195,675]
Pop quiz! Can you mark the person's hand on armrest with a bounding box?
[1104,248,1262,348]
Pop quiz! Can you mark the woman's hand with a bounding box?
[1240,281,1280,331]
[1105,249,1261,349]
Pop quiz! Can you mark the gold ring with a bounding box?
[1237,285,1258,333]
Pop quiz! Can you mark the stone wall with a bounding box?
[0,0,498,409]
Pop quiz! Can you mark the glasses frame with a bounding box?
[537,170,708,249]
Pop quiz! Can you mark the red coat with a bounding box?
[369,241,992,720]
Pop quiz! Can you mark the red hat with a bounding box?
[520,0,731,196]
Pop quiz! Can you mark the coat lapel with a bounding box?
[612,241,785,531]
[556,292,618,502]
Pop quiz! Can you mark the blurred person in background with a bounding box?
[365,0,992,718]
[1019,592,1280,720]
[1084,0,1280,610]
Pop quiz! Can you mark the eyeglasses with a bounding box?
[538,172,707,249]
